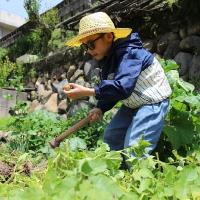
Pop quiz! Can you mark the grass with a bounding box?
[0,117,13,130]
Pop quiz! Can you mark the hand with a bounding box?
[88,108,103,123]
[63,83,95,100]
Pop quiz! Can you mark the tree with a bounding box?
[24,0,40,22]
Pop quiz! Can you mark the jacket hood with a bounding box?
[114,32,143,49]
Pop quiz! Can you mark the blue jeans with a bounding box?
[103,99,169,155]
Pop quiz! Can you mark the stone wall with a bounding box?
[0,89,27,117]
[26,22,200,117]
[28,55,99,118]
[143,22,200,86]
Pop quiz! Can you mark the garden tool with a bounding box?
[49,116,90,148]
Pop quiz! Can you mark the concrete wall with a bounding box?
[0,89,27,118]
[0,11,26,39]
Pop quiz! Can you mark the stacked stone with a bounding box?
[143,22,200,85]
[28,59,100,117]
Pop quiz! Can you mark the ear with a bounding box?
[105,32,114,42]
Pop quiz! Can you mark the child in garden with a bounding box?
[64,12,172,156]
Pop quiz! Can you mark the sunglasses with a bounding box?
[81,34,105,51]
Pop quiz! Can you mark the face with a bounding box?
[81,33,114,60]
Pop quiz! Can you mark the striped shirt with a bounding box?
[121,58,172,109]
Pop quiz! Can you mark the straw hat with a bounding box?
[65,12,132,47]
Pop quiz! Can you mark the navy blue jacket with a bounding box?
[95,32,154,113]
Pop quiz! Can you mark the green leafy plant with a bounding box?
[1,141,200,199]
[41,8,59,31]
[24,0,40,22]
[0,57,25,90]
[8,28,43,59]
[7,108,112,154]
[0,48,8,61]
[48,28,65,51]
[0,117,13,130]
[159,59,200,157]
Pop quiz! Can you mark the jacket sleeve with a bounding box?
[96,100,118,113]
[95,49,143,102]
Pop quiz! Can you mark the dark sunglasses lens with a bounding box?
[87,41,95,50]
[81,44,88,51]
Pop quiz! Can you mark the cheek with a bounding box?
[98,43,110,55]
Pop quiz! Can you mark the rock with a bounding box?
[46,49,66,64]
[67,65,77,80]
[163,40,180,59]
[0,131,9,143]
[174,52,193,76]
[23,161,33,176]
[63,64,71,72]
[84,82,91,88]
[90,68,101,85]
[35,77,44,88]
[26,81,35,89]
[61,72,67,80]
[179,35,200,54]
[37,84,52,103]
[34,104,44,111]
[44,72,50,79]
[30,91,38,101]
[16,54,39,64]
[84,61,93,78]
[0,161,13,179]
[46,80,52,91]
[189,55,200,82]
[29,100,43,112]
[52,79,68,93]
[52,79,68,100]
[157,32,180,54]
[179,28,188,39]
[31,77,37,84]
[70,69,84,82]
[167,32,180,41]
[37,84,45,96]
[67,100,93,117]
[180,74,189,82]
[77,61,84,69]
[51,67,66,81]
[187,23,200,36]
[157,39,168,55]
[44,93,58,113]
[58,100,68,114]
[75,76,85,86]
[143,39,156,52]
[88,96,97,106]
[84,59,98,80]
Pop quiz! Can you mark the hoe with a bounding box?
[49,116,90,148]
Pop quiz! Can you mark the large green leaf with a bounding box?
[79,158,107,175]
[164,110,196,149]
[178,79,195,92]
[166,70,179,85]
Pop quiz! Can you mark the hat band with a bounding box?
[79,27,115,36]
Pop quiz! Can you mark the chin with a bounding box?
[94,55,104,61]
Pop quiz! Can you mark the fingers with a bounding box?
[88,108,103,122]
[63,83,76,91]
[89,114,99,122]
[67,83,77,89]
[63,83,78,99]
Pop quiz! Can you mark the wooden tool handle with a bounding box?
[49,116,90,148]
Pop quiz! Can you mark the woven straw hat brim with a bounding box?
[65,28,132,47]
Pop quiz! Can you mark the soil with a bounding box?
[0,161,13,181]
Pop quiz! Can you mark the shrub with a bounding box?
[0,57,25,90]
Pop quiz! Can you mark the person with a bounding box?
[64,12,172,156]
